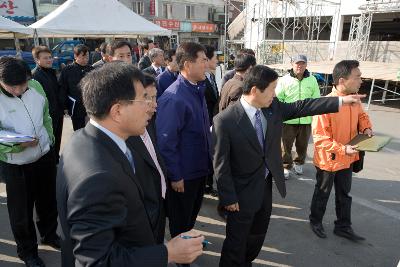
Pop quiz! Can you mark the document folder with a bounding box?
[347,134,391,152]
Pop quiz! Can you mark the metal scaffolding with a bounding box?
[347,0,400,61]
[244,0,341,65]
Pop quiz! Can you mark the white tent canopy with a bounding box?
[0,16,33,38]
[29,0,171,37]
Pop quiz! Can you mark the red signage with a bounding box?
[154,19,180,30]
[0,0,17,15]
[149,0,155,16]
[191,22,216,33]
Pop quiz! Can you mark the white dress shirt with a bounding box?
[240,97,267,136]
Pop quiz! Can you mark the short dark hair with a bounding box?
[110,40,132,56]
[99,42,108,54]
[332,60,360,85]
[32,45,51,60]
[204,45,215,60]
[242,65,279,94]
[81,62,144,119]
[0,56,31,86]
[176,42,206,71]
[164,49,176,62]
[237,48,255,57]
[143,73,156,88]
[74,44,89,56]
[234,54,256,72]
[142,39,154,50]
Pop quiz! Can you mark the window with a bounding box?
[208,8,214,21]
[185,5,194,20]
[163,4,172,19]
[132,1,144,15]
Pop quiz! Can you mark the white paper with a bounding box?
[0,130,35,143]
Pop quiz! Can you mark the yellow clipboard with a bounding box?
[347,134,391,152]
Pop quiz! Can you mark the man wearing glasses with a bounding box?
[57,62,204,267]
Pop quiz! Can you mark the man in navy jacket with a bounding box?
[156,43,212,249]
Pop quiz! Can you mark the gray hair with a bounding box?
[148,48,164,62]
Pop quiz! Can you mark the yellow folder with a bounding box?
[347,134,391,152]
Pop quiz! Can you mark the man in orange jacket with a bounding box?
[309,60,373,241]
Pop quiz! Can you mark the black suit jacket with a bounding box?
[126,119,167,243]
[139,55,152,70]
[212,97,339,212]
[204,73,219,125]
[143,66,165,77]
[56,123,167,267]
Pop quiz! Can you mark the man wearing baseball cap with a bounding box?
[275,54,321,179]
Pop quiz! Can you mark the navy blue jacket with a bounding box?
[156,74,212,182]
[156,68,177,98]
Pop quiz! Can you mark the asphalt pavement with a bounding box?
[0,103,399,267]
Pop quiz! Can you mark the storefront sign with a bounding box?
[154,19,180,30]
[191,22,216,33]
[0,0,34,21]
[149,0,155,16]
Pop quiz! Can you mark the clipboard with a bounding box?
[347,134,391,152]
[67,96,76,116]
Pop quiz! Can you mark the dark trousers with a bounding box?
[0,151,58,260]
[282,123,311,169]
[155,199,166,244]
[53,115,64,162]
[220,178,272,267]
[309,167,353,229]
[71,115,86,131]
[167,176,206,238]
[206,174,214,188]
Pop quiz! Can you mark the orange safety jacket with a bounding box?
[312,89,372,172]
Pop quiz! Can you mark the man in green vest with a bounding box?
[276,55,320,179]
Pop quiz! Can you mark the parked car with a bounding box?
[0,50,36,69]
[52,40,83,70]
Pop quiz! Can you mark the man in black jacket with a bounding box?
[32,46,64,161]
[213,65,365,267]
[127,74,167,244]
[139,39,154,70]
[203,45,219,196]
[58,44,93,131]
[57,62,204,267]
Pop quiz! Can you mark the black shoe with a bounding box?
[333,228,365,242]
[310,222,327,238]
[204,186,218,197]
[23,256,46,267]
[41,235,61,250]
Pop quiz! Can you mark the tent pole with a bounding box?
[366,78,375,111]
[33,29,39,46]
[14,33,22,59]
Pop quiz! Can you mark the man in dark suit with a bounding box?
[127,74,167,244]
[142,48,165,77]
[203,45,219,196]
[213,65,365,267]
[57,62,204,267]
[139,39,154,70]
[156,49,178,98]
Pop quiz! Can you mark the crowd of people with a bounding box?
[0,39,372,267]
